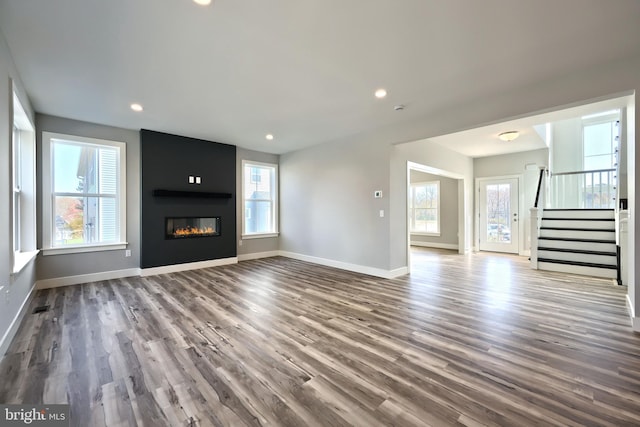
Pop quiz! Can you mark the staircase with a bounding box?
[537,209,617,279]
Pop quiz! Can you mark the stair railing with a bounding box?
[534,167,546,208]
[530,167,547,269]
[549,168,616,209]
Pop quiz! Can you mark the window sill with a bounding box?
[12,250,39,275]
[241,233,279,240]
[410,232,441,237]
[42,242,128,256]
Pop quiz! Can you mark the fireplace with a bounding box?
[165,217,220,239]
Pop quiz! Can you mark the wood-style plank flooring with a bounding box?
[1,248,639,426]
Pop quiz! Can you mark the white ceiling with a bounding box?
[1,0,639,155]
[427,95,632,158]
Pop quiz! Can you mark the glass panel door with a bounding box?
[479,178,519,254]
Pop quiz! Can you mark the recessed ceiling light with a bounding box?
[498,131,519,142]
[374,88,387,99]
[265,134,274,141]
[193,0,212,5]
[130,103,143,112]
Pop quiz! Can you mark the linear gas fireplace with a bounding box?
[165,217,221,239]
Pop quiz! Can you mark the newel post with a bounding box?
[619,210,629,286]
[530,207,539,269]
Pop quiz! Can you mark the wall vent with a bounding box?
[33,305,50,314]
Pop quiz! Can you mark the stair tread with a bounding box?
[541,218,614,221]
[537,247,617,256]
[544,209,614,211]
[538,237,616,244]
[538,258,617,269]
[540,227,614,231]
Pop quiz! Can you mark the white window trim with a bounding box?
[42,243,128,256]
[241,160,279,238]
[42,131,127,255]
[10,85,38,274]
[409,180,441,236]
[241,233,279,240]
[13,250,39,274]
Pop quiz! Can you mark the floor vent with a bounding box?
[33,305,50,314]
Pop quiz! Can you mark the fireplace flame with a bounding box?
[173,226,215,237]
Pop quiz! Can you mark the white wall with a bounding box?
[409,170,459,248]
[550,118,583,207]
[0,31,37,356]
[551,118,583,173]
[236,147,279,258]
[626,100,636,327]
[280,137,392,273]
[35,114,141,282]
[475,148,549,180]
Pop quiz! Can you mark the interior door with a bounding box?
[479,178,519,254]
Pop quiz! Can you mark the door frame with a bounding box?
[475,174,526,256]
[406,161,466,274]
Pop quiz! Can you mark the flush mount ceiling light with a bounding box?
[498,131,519,142]
[193,0,212,5]
[265,134,274,141]
[374,88,387,99]
[130,103,143,112]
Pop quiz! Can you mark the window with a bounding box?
[242,161,278,237]
[409,181,440,235]
[42,132,127,254]
[11,89,37,273]
[582,111,619,171]
[12,124,21,253]
[250,168,261,184]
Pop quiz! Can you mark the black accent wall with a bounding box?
[141,129,236,268]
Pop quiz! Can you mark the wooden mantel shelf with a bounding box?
[153,189,232,199]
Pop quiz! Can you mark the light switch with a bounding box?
[195,177,201,184]
[379,210,385,217]
[188,176,194,183]
[374,190,383,198]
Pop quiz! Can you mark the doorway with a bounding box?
[406,161,466,274]
[478,177,519,254]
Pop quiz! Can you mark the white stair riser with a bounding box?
[537,239,616,253]
[541,219,614,230]
[542,210,615,220]
[538,262,617,279]
[539,229,615,240]
[538,250,616,266]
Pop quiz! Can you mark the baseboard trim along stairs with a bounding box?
[537,209,617,279]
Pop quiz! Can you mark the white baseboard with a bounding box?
[0,281,37,358]
[238,251,280,262]
[36,268,141,289]
[140,257,238,277]
[279,251,408,279]
[387,266,410,278]
[626,294,639,332]
[410,241,459,250]
[34,249,408,291]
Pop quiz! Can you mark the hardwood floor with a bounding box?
[1,248,639,426]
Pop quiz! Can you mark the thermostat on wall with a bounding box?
[374,190,383,198]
